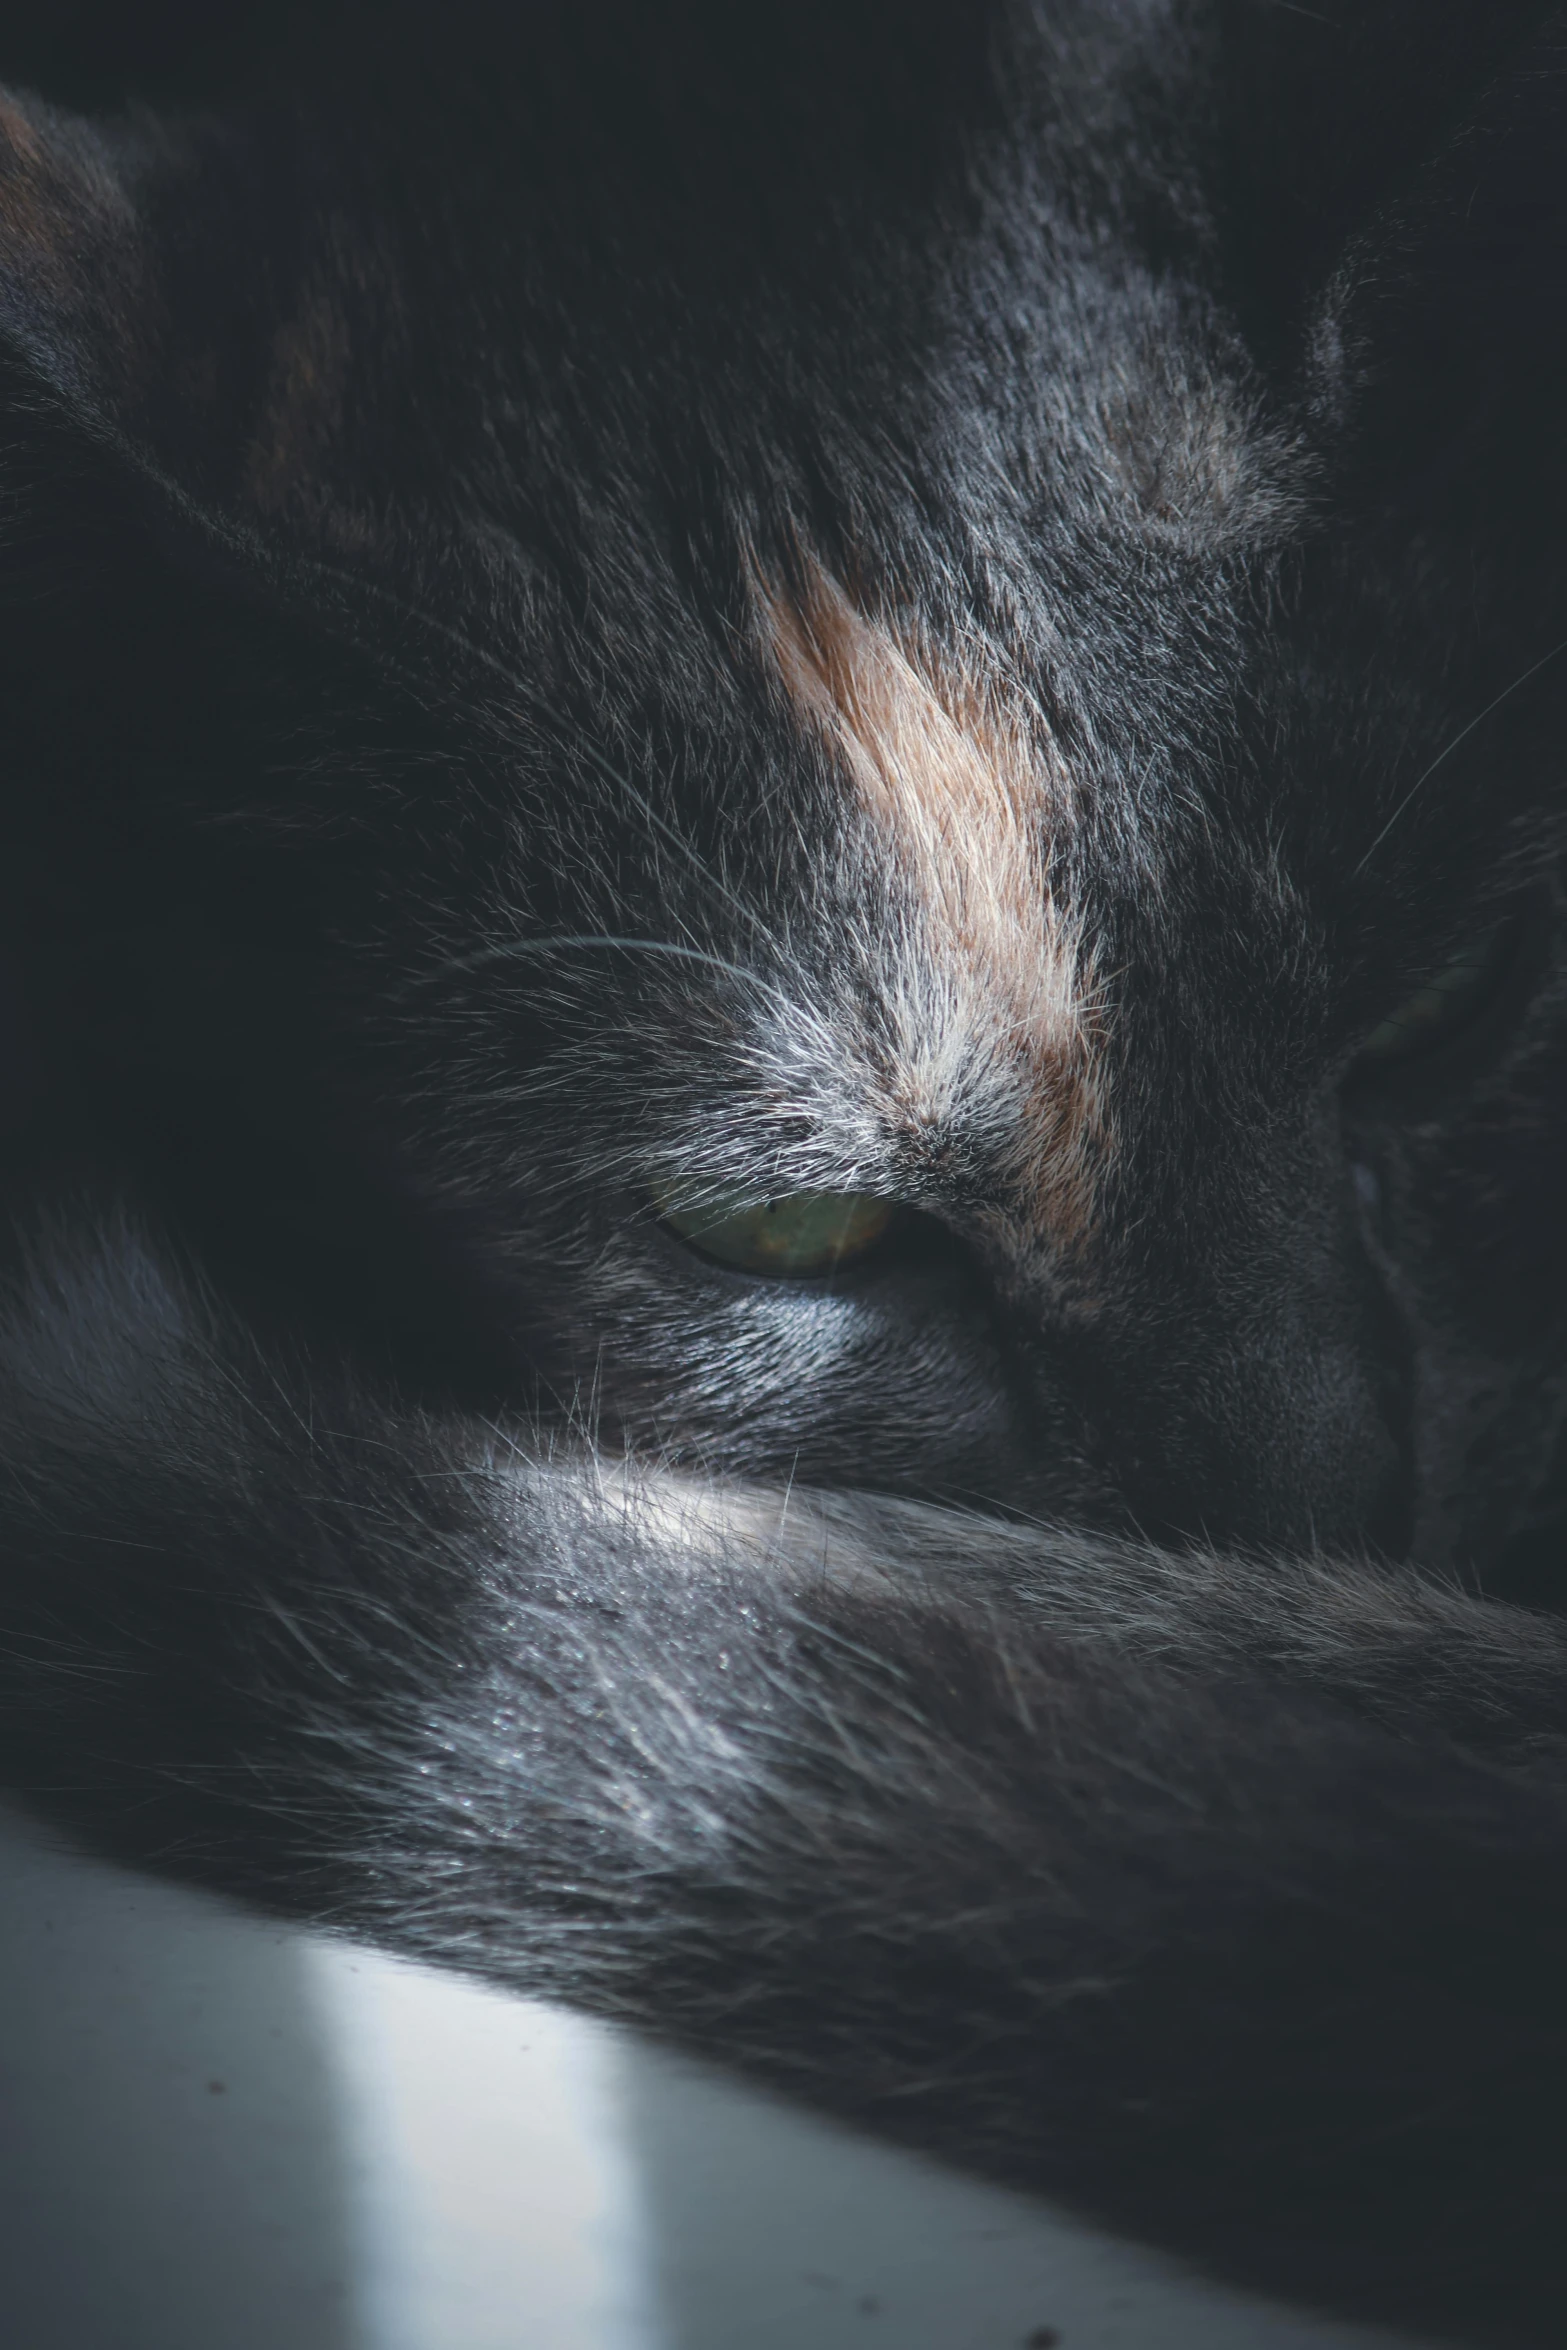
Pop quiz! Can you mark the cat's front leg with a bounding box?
[2,1205,1566,2342]
[718,1480,1567,1772]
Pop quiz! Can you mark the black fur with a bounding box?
[5,5,1567,2338]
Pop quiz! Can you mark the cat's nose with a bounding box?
[1081,1227,1412,1559]
[1129,1329,1409,1558]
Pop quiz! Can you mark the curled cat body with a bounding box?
[5,1,1567,2337]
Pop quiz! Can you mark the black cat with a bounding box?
[4,4,1567,2339]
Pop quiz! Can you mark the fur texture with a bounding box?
[4,4,1567,2339]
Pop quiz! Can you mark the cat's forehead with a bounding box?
[731,551,1112,1259]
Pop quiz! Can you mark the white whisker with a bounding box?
[1353,634,1567,876]
[392,932,781,1002]
[287,553,784,952]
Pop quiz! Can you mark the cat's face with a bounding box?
[8,8,1567,1590]
[346,333,1567,1584]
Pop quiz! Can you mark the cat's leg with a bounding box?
[750,1485,1567,1771]
[2,1203,1566,2341]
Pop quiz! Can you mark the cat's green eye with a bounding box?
[1355,924,1516,1067]
[655,1183,895,1276]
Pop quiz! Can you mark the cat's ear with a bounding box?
[0,82,378,583]
[1219,1,1559,345]
[1299,15,1567,519]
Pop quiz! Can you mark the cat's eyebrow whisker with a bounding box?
[289,548,538,702]
[1257,0,1340,25]
[391,931,784,1002]
[566,740,787,957]
[289,551,784,957]
[1353,633,1567,877]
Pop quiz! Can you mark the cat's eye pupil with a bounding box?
[655,1184,894,1276]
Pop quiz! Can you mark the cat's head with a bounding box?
[5,2,1567,1586]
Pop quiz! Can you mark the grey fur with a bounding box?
[3,5,1567,2340]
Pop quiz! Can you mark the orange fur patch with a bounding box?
[760,557,1106,1248]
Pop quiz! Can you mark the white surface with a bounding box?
[318,1952,650,2350]
[0,1802,1420,2350]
